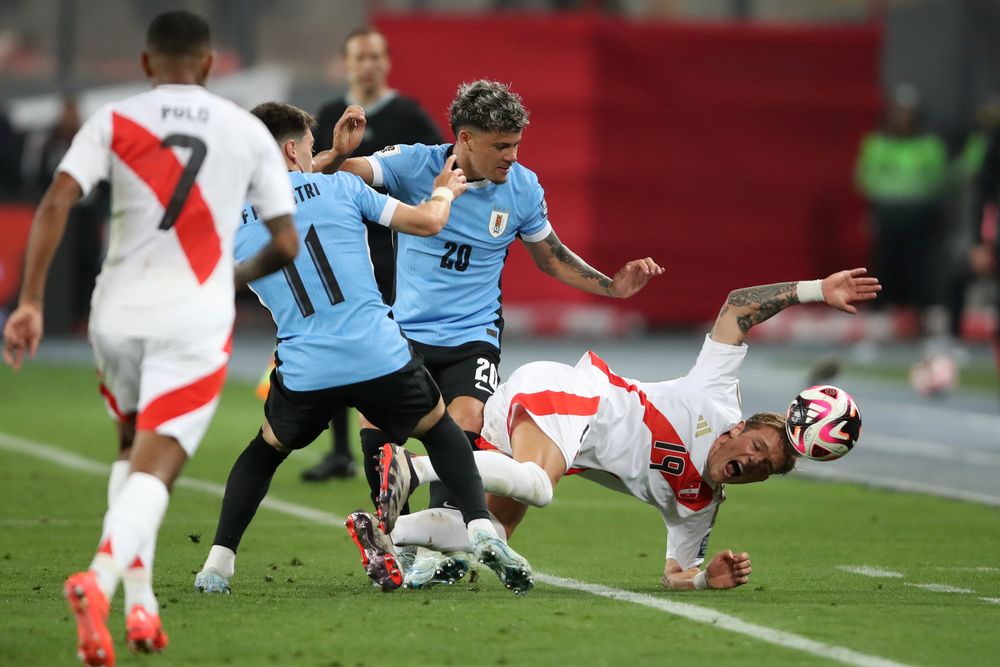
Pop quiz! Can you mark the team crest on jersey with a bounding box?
[375,144,400,157]
[488,209,510,238]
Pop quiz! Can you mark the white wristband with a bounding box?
[693,570,710,590]
[431,186,454,203]
[796,279,824,304]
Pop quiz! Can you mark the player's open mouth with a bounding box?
[726,460,743,478]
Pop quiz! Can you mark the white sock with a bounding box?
[123,533,158,614]
[411,452,553,507]
[202,545,236,579]
[90,472,169,602]
[107,460,130,507]
[391,509,506,552]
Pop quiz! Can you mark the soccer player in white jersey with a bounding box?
[371,268,880,590]
[317,80,663,526]
[1,11,298,666]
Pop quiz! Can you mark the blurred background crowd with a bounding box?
[1,0,998,392]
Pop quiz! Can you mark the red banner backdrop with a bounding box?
[376,14,881,326]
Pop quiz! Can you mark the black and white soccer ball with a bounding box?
[785,385,861,461]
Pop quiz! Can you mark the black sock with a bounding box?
[212,431,289,552]
[330,405,351,459]
[420,414,489,523]
[427,430,479,509]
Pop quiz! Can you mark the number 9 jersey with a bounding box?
[56,85,295,341]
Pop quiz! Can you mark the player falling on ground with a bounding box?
[316,79,662,524]
[192,102,534,596]
[1,11,299,666]
[355,268,880,590]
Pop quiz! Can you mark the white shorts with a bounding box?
[480,361,601,472]
[90,328,231,456]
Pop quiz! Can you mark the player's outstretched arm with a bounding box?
[233,214,298,286]
[523,230,663,297]
[3,173,82,370]
[314,105,368,175]
[662,551,752,591]
[388,155,467,236]
[710,268,881,347]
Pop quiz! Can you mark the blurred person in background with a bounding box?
[855,83,948,338]
[33,96,110,332]
[970,100,1000,389]
[298,26,444,482]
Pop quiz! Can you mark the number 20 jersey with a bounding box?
[366,143,552,349]
[56,84,295,340]
[235,171,413,392]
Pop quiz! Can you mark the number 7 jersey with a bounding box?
[56,84,295,340]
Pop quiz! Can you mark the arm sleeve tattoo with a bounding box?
[722,281,800,334]
[541,231,612,293]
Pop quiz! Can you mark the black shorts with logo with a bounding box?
[410,340,501,405]
[264,355,440,450]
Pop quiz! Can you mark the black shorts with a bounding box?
[411,340,501,405]
[264,355,440,450]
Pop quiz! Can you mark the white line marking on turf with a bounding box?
[981,598,1000,605]
[904,583,975,594]
[0,431,915,667]
[837,566,904,578]
[794,464,1000,507]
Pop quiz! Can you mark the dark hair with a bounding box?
[251,102,316,144]
[341,26,387,56]
[744,412,798,475]
[146,10,211,56]
[449,80,530,135]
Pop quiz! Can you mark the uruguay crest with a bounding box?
[488,209,509,238]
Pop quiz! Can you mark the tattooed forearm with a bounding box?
[542,232,613,292]
[725,282,799,334]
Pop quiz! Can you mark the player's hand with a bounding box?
[3,302,43,371]
[705,549,752,589]
[820,267,881,314]
[331,105,366,158]
[433,155,467,199]
[607,258,663,298]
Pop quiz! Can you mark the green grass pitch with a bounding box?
[1,362,998,666]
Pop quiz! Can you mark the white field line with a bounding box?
[981,598,1000,605]
[904,583,975,594]
[837,566,904,578]
[0,431,914,667]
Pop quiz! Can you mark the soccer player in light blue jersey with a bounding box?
[318,80,663,520]
[195,102,535,595]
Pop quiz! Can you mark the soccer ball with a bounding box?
[785,385,861,461]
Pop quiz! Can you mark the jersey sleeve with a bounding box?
[663,503,718,570]
[56,105,113,197]
[364,143,428,195]
[346,174,400,227]
[245,116,296,220]
[518,178,553,242]
[682,334,748,409]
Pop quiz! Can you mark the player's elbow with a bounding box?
[272,225,299,263]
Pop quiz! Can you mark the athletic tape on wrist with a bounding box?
[693,569,709,590]
[431,186,454,203]
[796,279,824,304]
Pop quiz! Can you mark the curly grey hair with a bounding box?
[449,80,530,135]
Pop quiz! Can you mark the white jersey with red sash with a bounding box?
[480,334,747,569]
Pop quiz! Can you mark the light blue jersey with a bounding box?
[366,143,552,348]
[235,170,412,391]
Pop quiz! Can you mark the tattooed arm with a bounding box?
[522,230,663,298]
[710,268,882,347]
